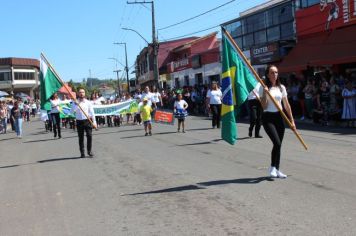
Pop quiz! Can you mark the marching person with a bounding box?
[140,97,153,136]
[206,81,222,128]
[50,93,62,138]
[174,93,188,133]
[71,88,97,158]
[259,65,295,178]
[248,83,263,138]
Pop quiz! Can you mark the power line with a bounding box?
[158,0,236,31]
[161,25,220,42]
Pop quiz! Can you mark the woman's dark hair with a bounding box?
[264,65,281,89]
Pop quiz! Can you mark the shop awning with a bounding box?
[279,25,356,73]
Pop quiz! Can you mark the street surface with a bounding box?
[0,117,355,235]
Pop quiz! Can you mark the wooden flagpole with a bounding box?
[222,28,308,150]
[40,53,97,129]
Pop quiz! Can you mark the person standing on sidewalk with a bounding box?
[71,88,97,158]
[206,81,222,128]
[10,101,23,138]
[0,101,8,134]
[247,83,263,138]
[259,65,295,178]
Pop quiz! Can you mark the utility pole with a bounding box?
[114,42,130,93]
[113,69,121,97]
[89,69,92,88]
[127,0,159,89]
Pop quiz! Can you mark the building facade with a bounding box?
[279,0,356,75]
[0,57,40,98]
[221,0,296,76]
[167,32,221,88]
[135,37,197,89]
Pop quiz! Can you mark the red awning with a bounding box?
[279,25,356,73]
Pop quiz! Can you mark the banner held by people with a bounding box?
[221,28,258,145]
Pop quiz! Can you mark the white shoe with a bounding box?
[269,166,277,178]
[277,170,287,178]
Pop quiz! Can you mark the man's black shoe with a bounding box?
[255,135,263,138]
[88,151,94,157]
[248,130,252,137]
[80,153,86,158]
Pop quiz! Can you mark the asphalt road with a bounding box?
[0,116,355,235]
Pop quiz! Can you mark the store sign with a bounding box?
[296,0,356,37]
[172,58,190,72]
[250,43,280,65]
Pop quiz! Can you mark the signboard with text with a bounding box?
[296,0,356,37]
[153,109,174,125]
[250,43,280,65]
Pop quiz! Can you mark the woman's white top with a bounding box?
[50,99,61,113]
[206,89,222,105]
[152,92,161,103]
[258,85,287,112]
[174,100,188,110]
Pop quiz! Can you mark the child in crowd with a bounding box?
[174,93,189,133]
[140,98,153,136]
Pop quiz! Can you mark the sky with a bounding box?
[2,0,265,82]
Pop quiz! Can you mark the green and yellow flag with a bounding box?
[221,30,258,145]
[40,55,63,111]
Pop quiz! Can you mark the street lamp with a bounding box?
[113,42,130,93]
[108,57,122,97]
[122,27,150,44]
[122,27,159,89]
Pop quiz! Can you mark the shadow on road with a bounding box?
[37,156,83,163]
[0,156,85,169]
[0,137,18,142]
[121,131,177,139]
[124,177,273,196]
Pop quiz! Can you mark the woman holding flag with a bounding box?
[259,65,296,178]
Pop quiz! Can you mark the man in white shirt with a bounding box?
[71,88,97,158]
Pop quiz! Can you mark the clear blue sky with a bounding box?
[2,0,265,82]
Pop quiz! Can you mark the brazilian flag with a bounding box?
[221,30,258,145]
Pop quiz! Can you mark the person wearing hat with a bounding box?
[140,97,153,136]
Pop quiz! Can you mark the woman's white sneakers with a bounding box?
[269,167,277,178]
[269,167,287,178]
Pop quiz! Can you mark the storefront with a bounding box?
[279,0,356,75]
[167,33,221,88]
[221,0,296,76]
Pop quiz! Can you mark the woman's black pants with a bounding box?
[210,104,221,128]
[262,112,285,170]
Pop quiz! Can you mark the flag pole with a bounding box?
[40,53,97,129]
[222,28,308,150]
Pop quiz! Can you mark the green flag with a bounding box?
[40,56,63,110]
[221,30,258,145]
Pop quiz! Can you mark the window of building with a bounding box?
[281,22,294,39]
[267,26,280,42]
[243,33,254,48]
[184,76,189,86]
[254,30,267,45]
[279,4,293,23]
[234,37,243,49]
[14,72,35,80]
[0,72,11,81]
[300,0,320,8]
